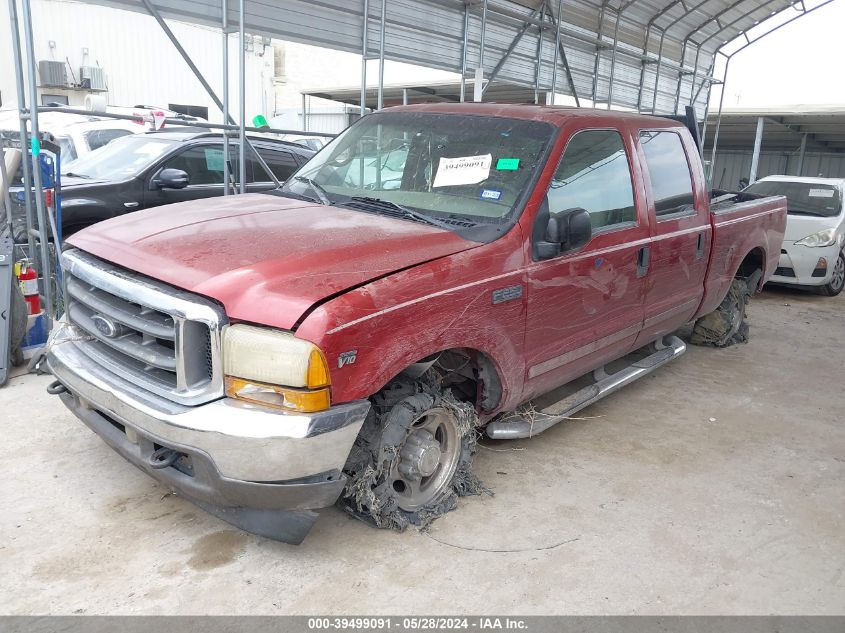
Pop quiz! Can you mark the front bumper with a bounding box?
[770,242,841,287]
[47,323,369,544]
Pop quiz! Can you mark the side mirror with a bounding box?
[548,207,591,252]
[154,168,189,189]
[536,206,592,260]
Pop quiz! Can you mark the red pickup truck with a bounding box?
[47,104,786,544]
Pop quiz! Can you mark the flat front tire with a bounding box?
[340,383,482,530]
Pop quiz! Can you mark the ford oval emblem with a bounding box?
[91,314,120,338]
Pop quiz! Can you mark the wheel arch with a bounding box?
[735,246,766,289]
[373,346,507,415]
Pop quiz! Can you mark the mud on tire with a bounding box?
[339,380,486,531]
[690,277,752,348]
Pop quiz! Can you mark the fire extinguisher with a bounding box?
[17,262,41,315]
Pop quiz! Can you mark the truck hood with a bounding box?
[783,213,844,243]
[68,193,478,329]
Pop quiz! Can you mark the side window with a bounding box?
[251,150,299,182]
[548,129,636,231]
[159,145,226,185]
[639,130,695,217]
[85,128,132,152]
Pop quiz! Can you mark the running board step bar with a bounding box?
[486,336,687,440]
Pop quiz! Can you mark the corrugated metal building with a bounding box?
[704,106,845,187]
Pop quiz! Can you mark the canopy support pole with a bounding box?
[238,0,246,193]
[460,3,469,102]
[377,0,386,110]
[6,0,37,261]
[474,0,488,102]
[222,0,230,195]
[140,0,280,189]
[481,8,538,97]
[748,116,764,184]
[544,0,579,106]
[360,0,369,115]
[548,0,562,105]
[20,0,54,321]
[796,133,807,177]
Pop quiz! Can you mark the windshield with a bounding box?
[280,111,554,225]
[744,180,842,217]
[63,135,175,180]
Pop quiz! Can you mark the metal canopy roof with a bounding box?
[84,0,832,116]
[704,106,845,152]
[304,79,559,109]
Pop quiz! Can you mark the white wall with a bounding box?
[1,0,457,128]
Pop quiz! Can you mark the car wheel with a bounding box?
[340,381,484,530]
[821,252,845,297]
[690,276,752,347]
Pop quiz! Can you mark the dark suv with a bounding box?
[13,127,315,238]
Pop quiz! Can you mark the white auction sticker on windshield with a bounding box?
[433,154,492,188]
[808,188,835,198]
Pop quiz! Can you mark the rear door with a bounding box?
[523,126,650,399]
[634,128,710,346]
[245,147,301,191]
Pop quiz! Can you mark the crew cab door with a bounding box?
[523,127,650,400]
[634,129,710,345]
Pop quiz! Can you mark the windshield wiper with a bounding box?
[63,172,90,179]
[348,196,465,230]
[293,176,331,205]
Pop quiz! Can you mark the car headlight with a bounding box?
[795,228,837,248]
[222,324,331,413]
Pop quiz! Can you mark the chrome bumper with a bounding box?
[46,322,370,543]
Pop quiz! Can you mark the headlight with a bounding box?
[795,228,837,248]
[223,324,331,413]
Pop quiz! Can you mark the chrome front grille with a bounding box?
[61,249,226,406]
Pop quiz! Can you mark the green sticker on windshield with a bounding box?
[496,157,520,170]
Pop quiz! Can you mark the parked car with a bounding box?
[278,133,330,151]
[0,110,143,162]
[22,127,314,236]
[743,176,845,296]
[46,104,786,544]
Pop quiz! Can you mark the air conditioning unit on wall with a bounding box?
[79,66,107,91]
[38,60,67,87]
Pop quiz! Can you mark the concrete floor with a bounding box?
[1,286,843,615]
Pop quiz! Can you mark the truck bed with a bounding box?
[697,190,787,318]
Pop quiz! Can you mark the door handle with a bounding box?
[123,201,139,209]
[636,246,650,278]
[696,232,705,259]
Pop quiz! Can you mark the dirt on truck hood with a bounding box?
[68,193,478,330]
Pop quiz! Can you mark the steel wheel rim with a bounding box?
[830,255,845,291]
[389,407,461,511]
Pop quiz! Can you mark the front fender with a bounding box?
[60,199,115,228]
[296,232,529,412]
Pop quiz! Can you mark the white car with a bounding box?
[0,106,204,164]
[277,134,329,152]
[745,175,845,296]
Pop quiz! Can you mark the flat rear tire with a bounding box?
[690,277,751,347]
